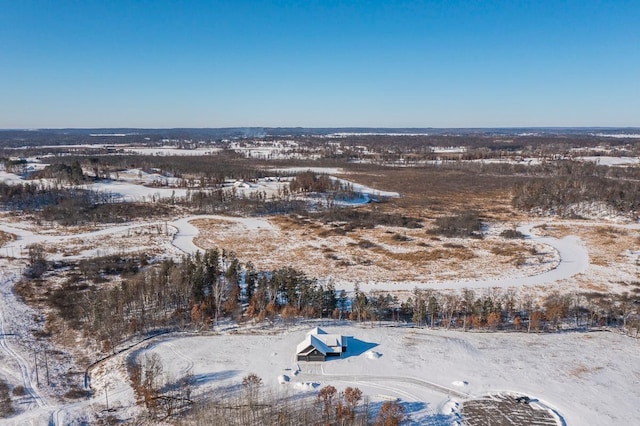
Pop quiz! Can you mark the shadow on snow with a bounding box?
[340,337,378,360]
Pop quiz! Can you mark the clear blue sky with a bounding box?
[1,0,638,128]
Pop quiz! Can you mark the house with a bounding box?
[296,327,349,362]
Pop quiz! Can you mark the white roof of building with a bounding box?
[296,334,331,356]
[296,327,348,355]
[306,326,328,335]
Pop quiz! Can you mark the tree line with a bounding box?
[22,248,343,354]
[21,244,640,360]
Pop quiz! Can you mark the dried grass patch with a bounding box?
[385,247,475,263]
[533,224,570,238]
[589,226,626,246]
[589,256,609,266]
[576,225,638,266]
[186,214,557,284]
[568,364,603,378]
[190,218,235,230]
[0,230,14,247]
[342,167,518,215]
[490,243,521,256]
[379,234,410,245]
[351,239,378,249]
[594,226,626,237]
[269,216,314,232]
[581,282,609,292]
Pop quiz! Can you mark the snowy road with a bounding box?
[0,270,48,411]
[170,215,275,254]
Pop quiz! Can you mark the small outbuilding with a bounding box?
[296,327,349,362]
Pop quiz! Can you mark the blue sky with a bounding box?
[1,0,638,128]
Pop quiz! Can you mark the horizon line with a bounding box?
[2,125,640,131]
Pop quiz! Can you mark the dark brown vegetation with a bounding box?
[373,400,406,426]
[185,187,307,216]
[0,230,13,246]
[0,379,14,418]
[429,212,483,238]
[289,171,339,193]
[332,163,523,215]
[500,228,524,239]
[28,161,88,184]
[0,182,175,225]
[512,163,640,217]
[44,151,269,184]
[182,382,370,426]
[301,206,423,231]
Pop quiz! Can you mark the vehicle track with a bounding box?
[302,372,441,418]
[166,340,195,375]
[312,366,470,399]
[0,271,48,409]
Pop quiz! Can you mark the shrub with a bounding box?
[500,229,524,239]
[12,385,26,397]
[64,388,89,399]
[430,212,483,238]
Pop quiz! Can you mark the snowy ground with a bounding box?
[577,156,640,166]
[104,324,640,426]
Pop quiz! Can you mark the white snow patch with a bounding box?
[365,350,382,359]
[123,147,221,156]
[577,156,640,166]
[294,381,319,391]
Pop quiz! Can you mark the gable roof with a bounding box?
[296,334,331,355]
[316,334,344,348]
[306,326,327,336]
[296,327,349,357]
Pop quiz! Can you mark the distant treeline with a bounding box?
[0,182,173,225]
[512,161,640,217]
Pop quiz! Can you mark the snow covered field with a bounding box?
[88,324,640,425]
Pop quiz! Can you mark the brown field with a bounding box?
[334,165,526,219]
[191,215,549,285]
[565,224,636,270]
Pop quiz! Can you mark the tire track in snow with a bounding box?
[314,366,469,399]
[302,374,440,418]
[0,271,48,409]
[166,341,194,375]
